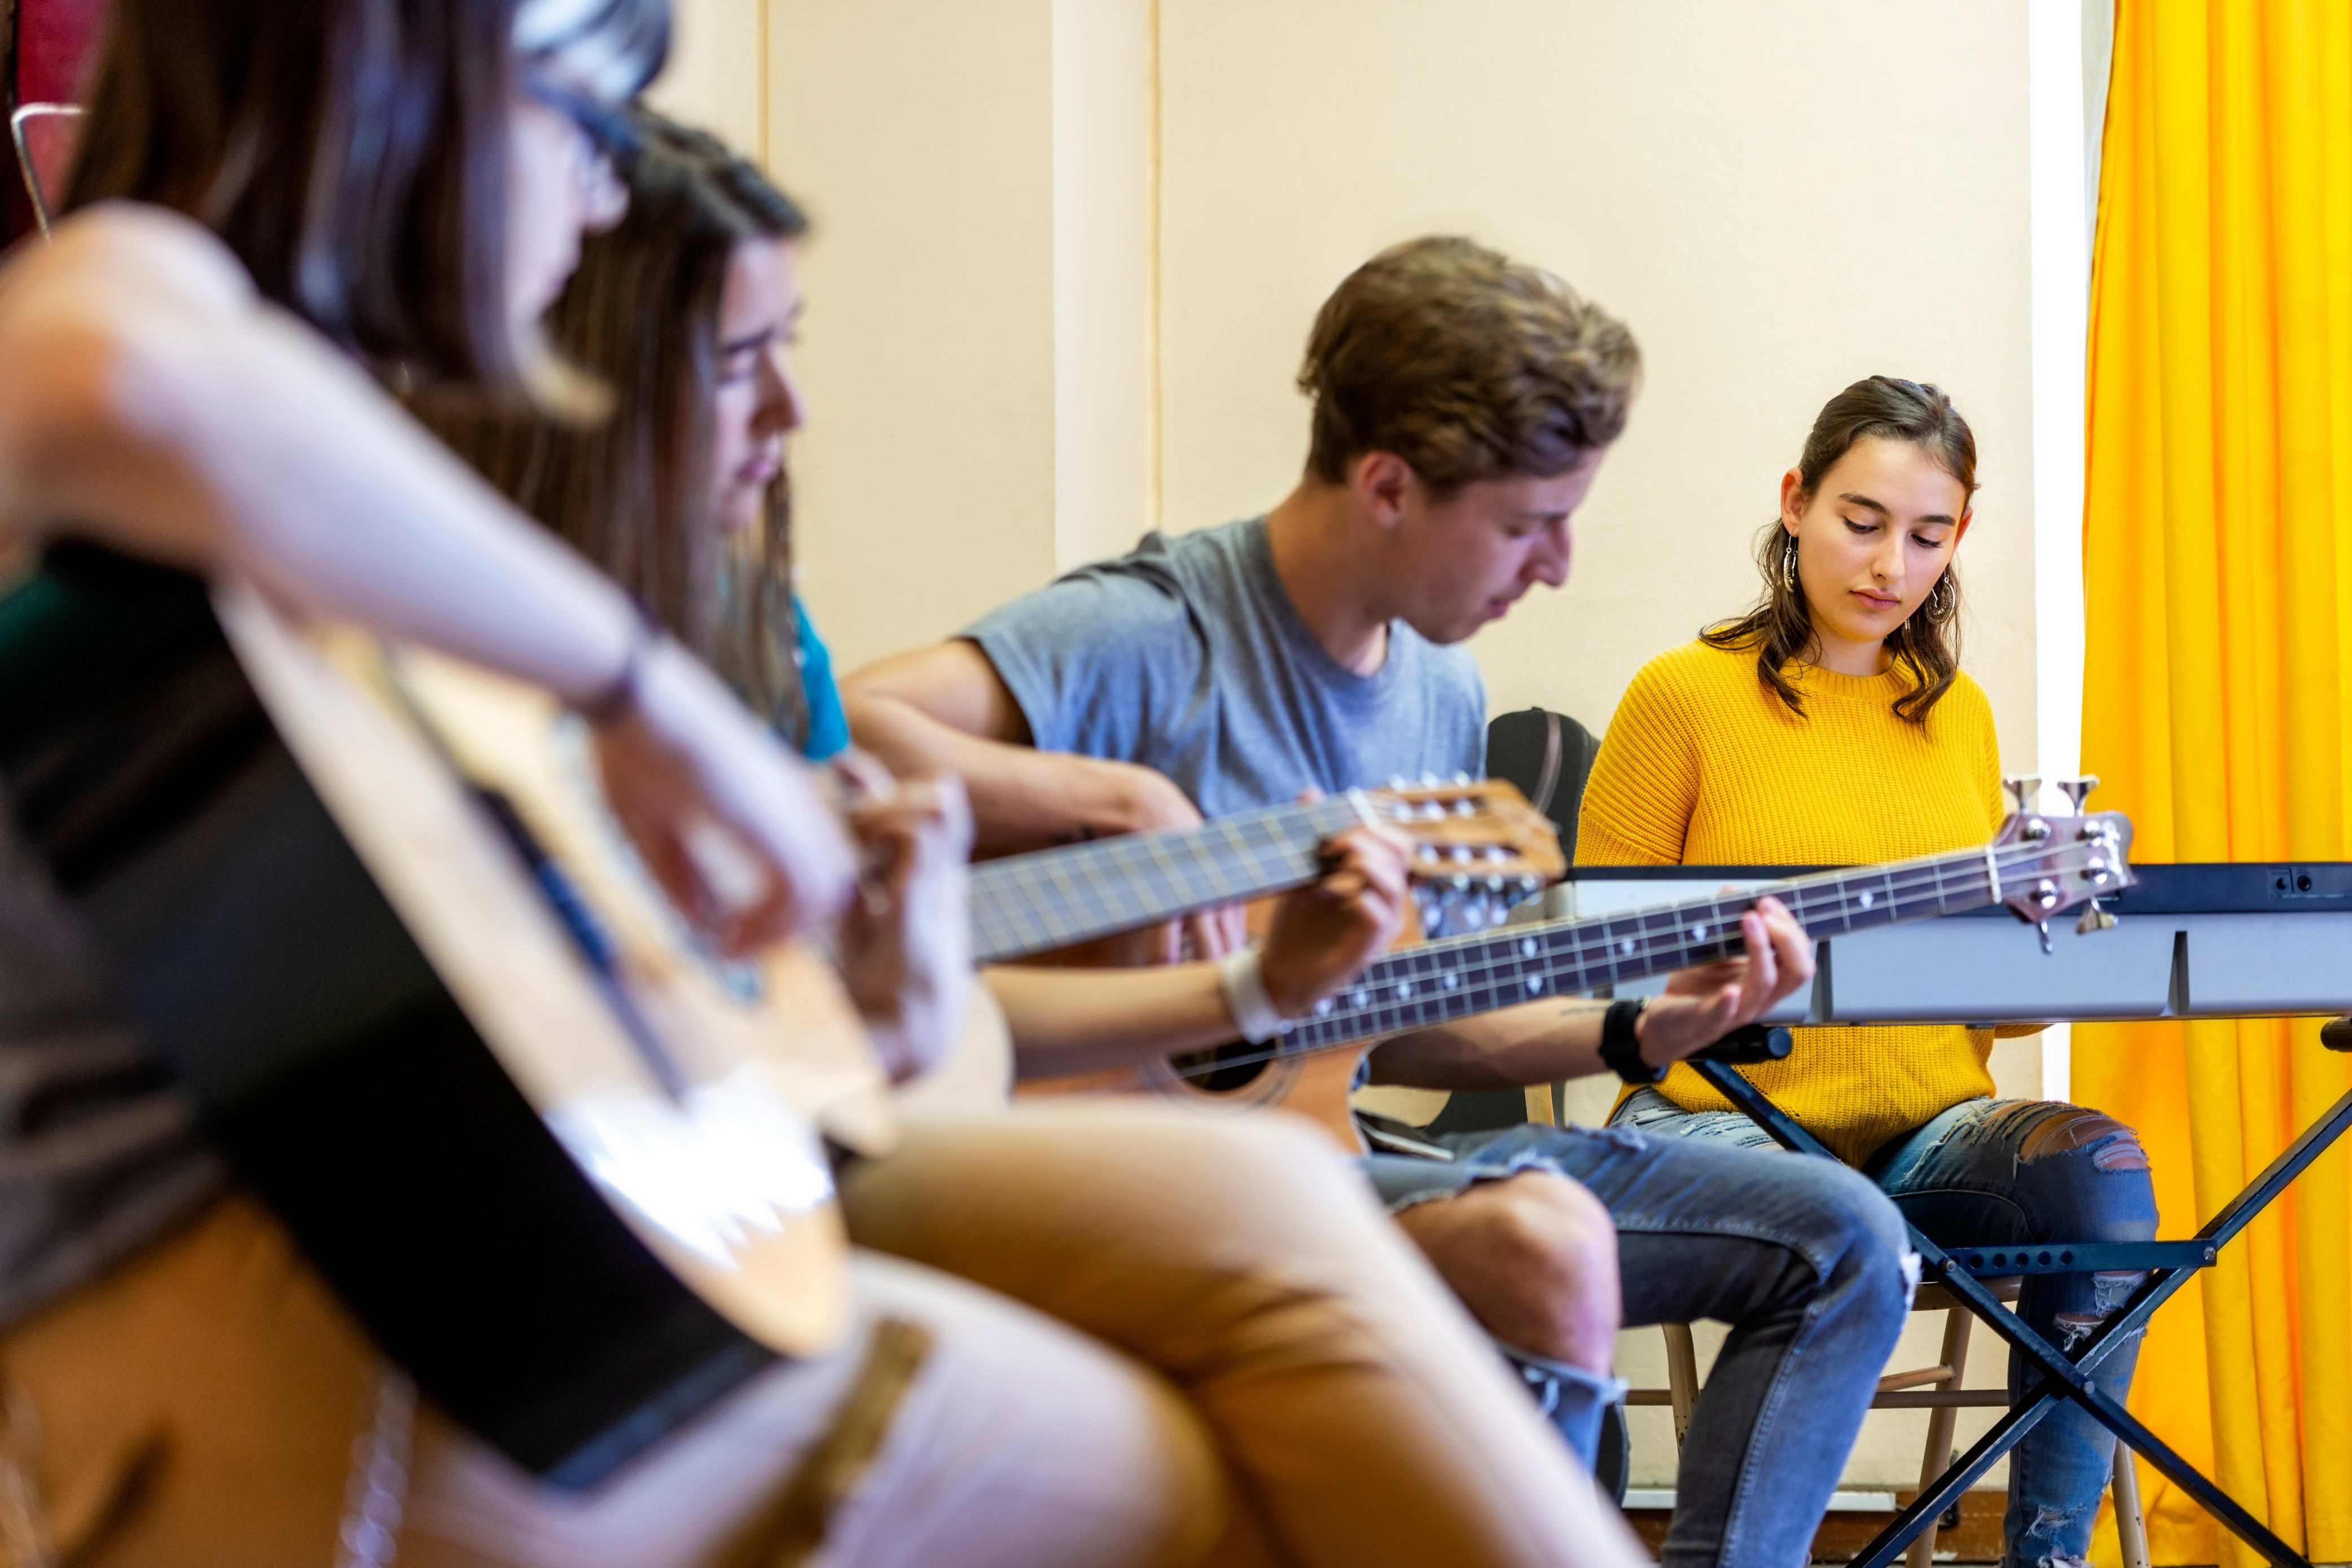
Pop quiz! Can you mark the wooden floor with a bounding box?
[1622,1489,2008,1564]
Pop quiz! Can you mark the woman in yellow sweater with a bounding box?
[1579,376,2157,1568]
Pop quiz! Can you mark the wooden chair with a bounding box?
[1632,1288,2153,1568]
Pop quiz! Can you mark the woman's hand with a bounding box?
[1257,825,1413,1017]
[592,639,859,952]
[831,756,976,1085]
[1635,895,1813,1066]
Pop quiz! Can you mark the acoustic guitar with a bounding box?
[969,778,1567,962]
[1002,805,2137,1149]
[893,779,1570,1120]
[0,546,879,1488]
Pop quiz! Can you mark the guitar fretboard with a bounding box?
[1280,837,2068,1052]
[969,793,1371,963]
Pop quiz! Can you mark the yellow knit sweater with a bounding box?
[1578,639,2006,1167]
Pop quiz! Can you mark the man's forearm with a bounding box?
[846,692,1155,854]
[984,964,1240,1078]
[1367,999,1612,1090]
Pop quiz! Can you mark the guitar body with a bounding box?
[1013,1039,1375,1150]
[0,548,864,1487]
[992,898,1410,1152]
[975,805,2141,1154]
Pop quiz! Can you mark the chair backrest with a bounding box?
[12,101,80,232]
[1411,708,1603,1144]
[1484,707,1601,862]
[4,0,106,245]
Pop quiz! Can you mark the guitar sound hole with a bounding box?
[1169,1042,1271,1093]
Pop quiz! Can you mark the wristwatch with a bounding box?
[1599,998,1666,1085]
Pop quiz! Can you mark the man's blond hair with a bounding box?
[1299,236,1640,493]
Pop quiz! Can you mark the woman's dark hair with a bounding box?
[64,0,666,390]
[1702,375,1978,726]
[427,113,817,744]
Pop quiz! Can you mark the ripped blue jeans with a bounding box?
[1367,1119,1913,1568]
[1616,1092,2160,1568]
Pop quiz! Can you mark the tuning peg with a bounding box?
[1451,771,1472,785]
[2075,897,2118,935]
[2056,776,2101,814]
[2004,776,2042,815]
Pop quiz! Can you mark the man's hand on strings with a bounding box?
[1257,824,1414,1018]
[1635,895,1812,1066]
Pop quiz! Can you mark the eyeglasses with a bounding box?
[522,76,640,212]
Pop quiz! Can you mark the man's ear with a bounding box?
[1354,451,1415,528]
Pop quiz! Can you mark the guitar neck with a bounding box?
[969,793,1370,963]
[1280,841,2024,1052]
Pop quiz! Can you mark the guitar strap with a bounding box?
[713,1317,936,1568]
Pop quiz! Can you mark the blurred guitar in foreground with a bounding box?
[0,546,881,1487]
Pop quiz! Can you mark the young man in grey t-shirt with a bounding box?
[848,237,1912,1566]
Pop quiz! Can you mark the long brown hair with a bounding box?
[1702,375,1978,726]
[64,0,666,392]
[428,114,816,744]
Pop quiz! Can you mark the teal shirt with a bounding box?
[794,596,849,761]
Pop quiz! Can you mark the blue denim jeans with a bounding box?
[1367,1119,1912,1568]
[1614,1091,2160,1568]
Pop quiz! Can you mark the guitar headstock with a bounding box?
[1362,777,1567,937]
[1989,775,2135,938]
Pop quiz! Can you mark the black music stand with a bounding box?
[1688,1038,2352,1568]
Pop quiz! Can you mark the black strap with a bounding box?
[1532,710,1563,819]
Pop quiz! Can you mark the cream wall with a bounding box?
[734,0,2040,771]
[1155,2,2035,754]
[662,0,2047,1499]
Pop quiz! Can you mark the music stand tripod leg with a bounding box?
[1688,1062,2340,1568]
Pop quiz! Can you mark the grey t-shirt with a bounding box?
[966,517,1486,810]
[0,810,221,1327]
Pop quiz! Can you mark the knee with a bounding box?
[1401,1170,1621,1371]
[1488,1171,1620,1298]
[1781,1161,1916,1329]
[2014,1106,2161,1241]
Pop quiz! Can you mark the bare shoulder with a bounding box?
[0,203,253,327]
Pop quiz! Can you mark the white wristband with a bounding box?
[1217,947,1286,1044]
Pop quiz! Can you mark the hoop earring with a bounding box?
[1925,571,1955,618]
[1781,535,1802,594]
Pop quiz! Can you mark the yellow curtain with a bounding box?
[2078,2,2352,1564]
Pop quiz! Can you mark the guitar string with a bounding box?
[976,799,1352,941]
[972,791,1537,958]
[970,799,1340,954]
[1280,839,2089,1048]
[977,795,1548,955]
[1167,838,2108,1082]
[1135,833,2117,1088]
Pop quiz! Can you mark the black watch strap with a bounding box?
[1600,999,1666,1085]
